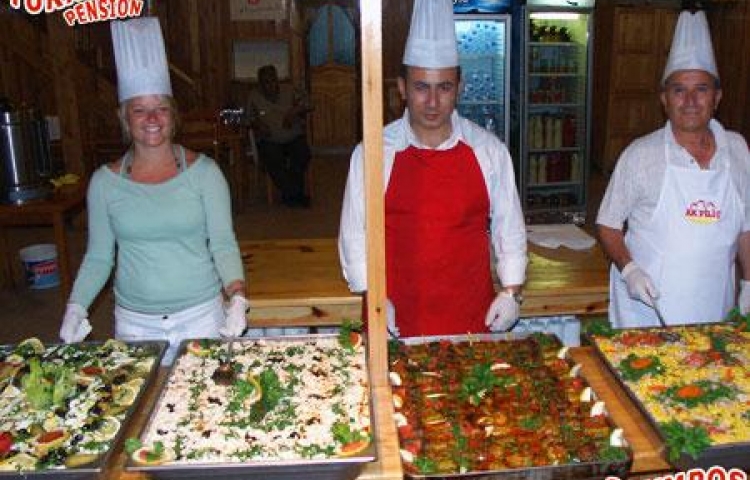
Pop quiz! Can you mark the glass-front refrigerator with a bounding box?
[454,1,512,142]
[511,0,595,224]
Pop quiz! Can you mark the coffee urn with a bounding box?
[0,99,53,204]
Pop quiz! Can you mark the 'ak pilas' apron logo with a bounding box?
[685,200,720,224]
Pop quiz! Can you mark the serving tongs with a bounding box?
[212,337,238,386]
[651,296,681,342]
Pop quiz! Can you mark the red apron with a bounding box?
[385,142,496,337]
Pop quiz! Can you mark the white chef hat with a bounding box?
[662,10,718,84]
[403,0,459,68]
[111,17,173,103]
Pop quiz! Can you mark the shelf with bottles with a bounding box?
[529,75,580,105]
[526,151,583,187]
[526,113,579,151]
[529,43,580,75]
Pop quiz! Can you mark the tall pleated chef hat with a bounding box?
[662,10,718,84]
[403,0,459,68]
[111,17,172,103]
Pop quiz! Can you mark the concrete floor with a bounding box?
[0,152,606,346]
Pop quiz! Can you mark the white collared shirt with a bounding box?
[597,119,750,234]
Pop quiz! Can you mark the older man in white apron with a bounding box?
[597,11,750,328]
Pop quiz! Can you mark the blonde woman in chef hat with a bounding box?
[597,10,750,328]
[58,18,249,363]
[339,0,527,337]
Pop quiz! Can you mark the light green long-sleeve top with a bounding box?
[69,153,244,314]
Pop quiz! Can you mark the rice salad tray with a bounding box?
[0,338,166,478]
[126,332,375,480]
[587,322,750,470]
[390,333,632,479]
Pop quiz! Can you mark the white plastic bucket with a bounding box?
[19,243,59,289]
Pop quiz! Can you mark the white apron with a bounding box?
[115,296,224,364]
[610,137,743,328]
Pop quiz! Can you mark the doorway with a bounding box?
[306,2,359,153]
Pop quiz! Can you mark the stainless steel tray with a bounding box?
[126,334,376,480]
[585,324,750,471]
[0,340,167,479]
[393,333,633,480]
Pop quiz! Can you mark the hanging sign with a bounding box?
[230,0,287,21]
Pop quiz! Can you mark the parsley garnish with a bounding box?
[659,420,712,461]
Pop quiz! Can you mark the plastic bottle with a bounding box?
[570,153,580,181]
[553,116,563,148]
[537,154,547,184]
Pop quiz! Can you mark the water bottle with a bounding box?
[482,106,496,135]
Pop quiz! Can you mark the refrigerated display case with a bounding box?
[511,0,594,224]
[454,8,511,142]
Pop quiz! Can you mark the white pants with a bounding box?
[115,296,224,365]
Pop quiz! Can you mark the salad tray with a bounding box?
[0,338,166,479]
[390,333,633,480]
[125,333,375,480]
[586,322,750,471]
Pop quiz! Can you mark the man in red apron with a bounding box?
[339,0,527,337]
[597,11,750,328]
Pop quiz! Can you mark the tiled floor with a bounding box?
[0,152,608,345]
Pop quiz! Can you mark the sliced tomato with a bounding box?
[675,384,704,399]
[628,356,654,369]
[0,432,12,455]
[80,366,105,376]
[37,430,65,444]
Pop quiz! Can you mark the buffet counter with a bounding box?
[241,238,610,328]
[104,346,671,480]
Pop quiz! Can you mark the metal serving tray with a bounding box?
[394,333,633,480]
[126,334,376,480]
[585,325,750,471]
[0,340,167,480]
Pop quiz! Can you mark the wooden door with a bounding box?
[310,63,357,148]
[307,2,359,150]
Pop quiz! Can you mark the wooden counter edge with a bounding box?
[570,347,672,475]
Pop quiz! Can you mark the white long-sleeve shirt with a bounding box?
[338,110,527,293]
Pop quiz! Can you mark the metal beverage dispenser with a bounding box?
[0,100,53,204]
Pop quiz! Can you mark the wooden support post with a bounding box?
[360,1,402,478]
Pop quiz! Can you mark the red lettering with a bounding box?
[10,0,21,9]
[128,0,143,17]
[26,0,43,14]
[44,0,65,13]
[62,8,77,24]
[688,468,707,480]
[706,466,728,480]
[728,468,748,480]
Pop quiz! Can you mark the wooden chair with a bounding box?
[178,109,248,211]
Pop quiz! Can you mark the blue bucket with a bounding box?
[19,244,59,289]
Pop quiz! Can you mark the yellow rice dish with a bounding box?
[591,324,750,446]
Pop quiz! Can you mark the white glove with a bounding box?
[386,298,399,338]
[484,292,520,332]
[739,280,750,315]
[59,303,92,343]
[220,295,249,337]
[621,261,659,307]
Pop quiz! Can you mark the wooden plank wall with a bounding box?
[709,2,750,139]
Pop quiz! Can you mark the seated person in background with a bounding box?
[247,64,313,208]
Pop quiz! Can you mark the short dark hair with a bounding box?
[257,64,277,79]
[399,64,462,81]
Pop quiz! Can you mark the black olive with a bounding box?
[167,403,176,412]
[71,433,85,445]
[157,429,169,435]
[201,430,212,438]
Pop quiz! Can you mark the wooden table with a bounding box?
[0,185,86,299]
[241,238,611,327]
[106,346,670,479]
